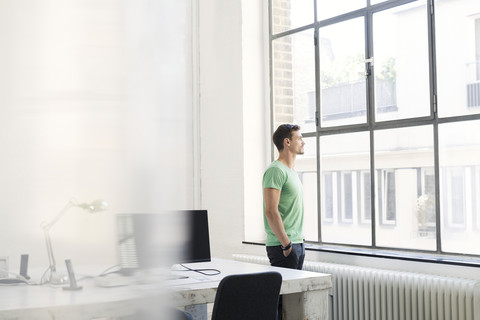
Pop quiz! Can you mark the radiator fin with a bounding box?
[233,254,480,320]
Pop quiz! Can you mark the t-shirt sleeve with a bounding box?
[263,167,286,190]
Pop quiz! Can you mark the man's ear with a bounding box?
[284,138,290,146]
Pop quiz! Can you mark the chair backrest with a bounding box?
[211,271,282,320]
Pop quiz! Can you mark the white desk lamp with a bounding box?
[41,199,108,284]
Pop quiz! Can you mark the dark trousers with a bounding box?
[266,243,305,270]
[266,243,305,319]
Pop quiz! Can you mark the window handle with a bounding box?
[365,57,374,78]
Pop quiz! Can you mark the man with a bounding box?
[263,124,305,270]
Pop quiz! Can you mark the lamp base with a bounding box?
[48,271,68,285]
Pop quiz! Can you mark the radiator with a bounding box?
[233,254,480,320]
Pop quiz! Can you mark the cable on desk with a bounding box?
[178,264,221,276]
[98,264,122,277]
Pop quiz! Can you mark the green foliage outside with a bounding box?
[320,53,396,88]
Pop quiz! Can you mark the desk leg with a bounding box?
[282,289,328,320]
[185,304,208,320]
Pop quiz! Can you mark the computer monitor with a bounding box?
[181,210,211,263]
[116,210,211,272]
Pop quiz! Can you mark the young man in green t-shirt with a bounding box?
[263,124,305,270]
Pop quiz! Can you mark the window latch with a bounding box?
[365,57,374,78]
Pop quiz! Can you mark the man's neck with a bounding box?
[278,152,296,169]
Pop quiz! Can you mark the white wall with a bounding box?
[241,0,272,243]
[198,0,246,259]
[0,0,194,272]
[197,0,270,259]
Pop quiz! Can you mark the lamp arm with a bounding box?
[43,228,56,272]
[41,200,77,274]
[42,200,77,230]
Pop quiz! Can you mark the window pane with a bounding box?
[272,29,316,133]
[324,172,334,220]
[420,168,436,227]
[343,172,353,221]
[319,18,367,127]
[317,0,366,21]
[439,120,480,255]
[436,0,480,117]
[386,171,396,220]
[296,136,318,242]
[373,1,430,122]
[272,0,314,34]
[374,126,435,250]
[320,132,371,246]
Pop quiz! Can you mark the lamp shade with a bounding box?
[77,200,108,213]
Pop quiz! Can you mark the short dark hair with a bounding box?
[272,124,300,152]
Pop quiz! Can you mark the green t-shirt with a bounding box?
[262,160,304,246]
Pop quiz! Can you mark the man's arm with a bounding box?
[264,187,292,257]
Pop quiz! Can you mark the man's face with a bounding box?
[286,130,305,155]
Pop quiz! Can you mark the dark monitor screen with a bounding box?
[116,210,211,271]
[183,210,211,263]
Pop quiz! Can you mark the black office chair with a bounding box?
[211,271,282,320]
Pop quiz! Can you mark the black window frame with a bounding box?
[267,0,480,265]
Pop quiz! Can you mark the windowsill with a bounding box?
[242,241,480,268]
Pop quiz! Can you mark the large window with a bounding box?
[269,0,480,258]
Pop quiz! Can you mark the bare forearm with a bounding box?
[265,208,290,247]
[263,188,292,256]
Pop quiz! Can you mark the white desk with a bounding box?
[0,259,332,320]
[169,259,332,320]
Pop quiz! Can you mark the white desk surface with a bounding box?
[0,258,332,319]
[167,258,332,306]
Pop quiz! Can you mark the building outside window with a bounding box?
[267,0,480,258]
